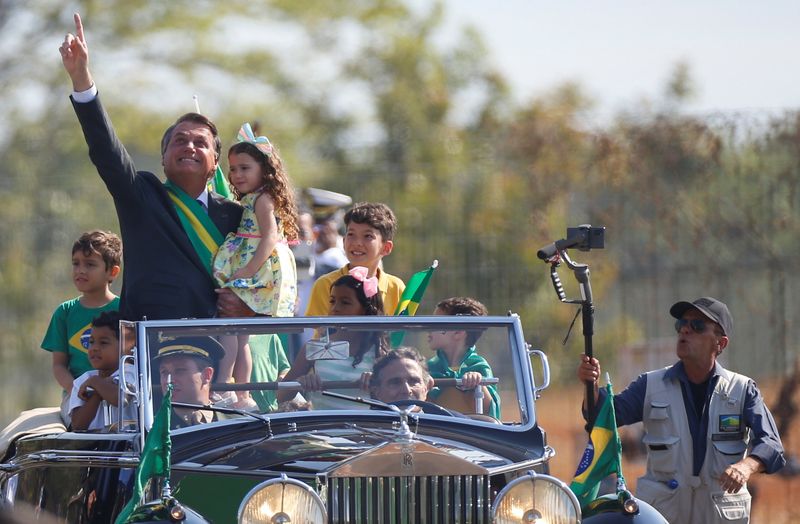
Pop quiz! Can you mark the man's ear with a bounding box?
[717,335,729,352]
[380,239,394,257]
[202,367,214,384]
[108,264,121,279]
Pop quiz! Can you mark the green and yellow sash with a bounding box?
[164,181,225,275]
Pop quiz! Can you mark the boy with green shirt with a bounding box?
[426,297,501,419]
[41,230,122,420]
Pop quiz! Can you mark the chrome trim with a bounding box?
[326,474,491,523]
[0,451,139,474]
[528,349,551,398]
[486,448,555,475]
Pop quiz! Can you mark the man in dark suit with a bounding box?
[59,13,251,321]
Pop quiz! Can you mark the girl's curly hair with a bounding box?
[228,141,299,241]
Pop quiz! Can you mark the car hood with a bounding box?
[169,412,544,475]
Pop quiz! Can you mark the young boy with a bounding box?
[304,202,405,316]
[426,297,501,418]
[68,311,136,431]
[41,230,122,420]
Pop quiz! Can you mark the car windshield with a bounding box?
[140,316,530,427]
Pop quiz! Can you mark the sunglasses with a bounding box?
[674,318,709,334]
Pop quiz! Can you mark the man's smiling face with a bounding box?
[161,121,217,195]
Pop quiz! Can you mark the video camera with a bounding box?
[537,225,605,260]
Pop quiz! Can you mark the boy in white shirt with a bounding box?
[69,311,135,431]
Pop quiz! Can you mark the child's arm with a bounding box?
[70,393,102,430]
[231,193,280,280]
[276,348,313,402]
[52,353,75,393]
[70,375,103,430]
[460,371,483,389]
[86,375,122,407]
[70,375,119,431]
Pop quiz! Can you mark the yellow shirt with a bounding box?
[304,265,406,316]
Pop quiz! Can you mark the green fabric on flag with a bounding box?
[164,181,224,276]
[115,385,173,524]
[390,264,436,347]
[208,165,232,199]
[569,381,624,509]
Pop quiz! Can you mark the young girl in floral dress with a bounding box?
[212,123,299,408]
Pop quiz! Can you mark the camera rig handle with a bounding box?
[538,226,601,426]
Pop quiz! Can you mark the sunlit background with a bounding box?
[1,2,799,518]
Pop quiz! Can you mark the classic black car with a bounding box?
[0,314,659,523]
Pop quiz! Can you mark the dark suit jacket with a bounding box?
[72,95,242,321]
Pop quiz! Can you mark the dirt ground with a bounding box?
[536,382,800,523]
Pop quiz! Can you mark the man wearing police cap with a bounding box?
[577,297,784,523]
[154,336,227,429]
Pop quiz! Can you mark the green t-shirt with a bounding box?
[41,296,121,381]
[249,334,291,412]
[427,346,501,419]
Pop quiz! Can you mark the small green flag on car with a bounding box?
[569,378,624,509]
[390,261,438,347]
[115,384,173,524]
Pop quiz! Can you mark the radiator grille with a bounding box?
[326,474,491,523]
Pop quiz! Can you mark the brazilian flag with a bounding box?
[569,379,624,509]
[115,385,173,524]
[390,261,438,347]
[209,165,233,199]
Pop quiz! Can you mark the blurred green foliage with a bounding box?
[1,1,798,424]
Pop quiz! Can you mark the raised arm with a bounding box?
[59,13,93,92]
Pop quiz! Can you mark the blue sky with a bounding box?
[441,1,800,118]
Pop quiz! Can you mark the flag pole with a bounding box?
[192,94,232,199]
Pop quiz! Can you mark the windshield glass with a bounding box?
[143,317,527,428]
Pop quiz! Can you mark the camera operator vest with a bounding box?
[635,366,752,523]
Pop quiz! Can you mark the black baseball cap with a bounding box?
[152,336,225,367]
[670,297,733,337]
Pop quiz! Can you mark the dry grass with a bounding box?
[536,382,800,523]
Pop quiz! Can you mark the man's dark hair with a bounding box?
[369,347,430,390]
[160,113,221,161]
[344,202,397,241]
[72,230,122,271]
[436,297,488,347]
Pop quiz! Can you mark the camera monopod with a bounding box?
[537,225,605,427]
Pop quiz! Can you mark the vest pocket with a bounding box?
[711,491,751,522]
[635,477,680,523]
[710,440,748,479]
[646,401,673,438]
[642,435,680,475]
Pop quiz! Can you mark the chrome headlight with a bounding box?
[238,475,327,524]
[492,471,581,524]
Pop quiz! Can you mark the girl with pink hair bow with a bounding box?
[276,267,388,410]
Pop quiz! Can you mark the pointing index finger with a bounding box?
[74,13,85,43]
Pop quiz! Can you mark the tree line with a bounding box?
[0,1,798,423]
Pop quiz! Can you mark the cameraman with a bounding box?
[578,297,784,523]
